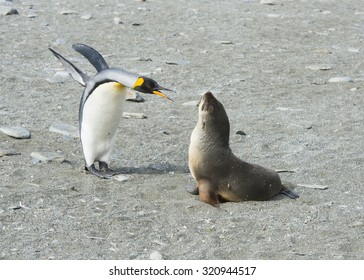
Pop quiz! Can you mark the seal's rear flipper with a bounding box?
[279,189,300,199]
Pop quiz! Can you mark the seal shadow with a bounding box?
[114,162,190,175]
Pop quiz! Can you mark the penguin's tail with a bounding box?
[280,185,300,199]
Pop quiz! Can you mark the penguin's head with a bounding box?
[132,76,174,101]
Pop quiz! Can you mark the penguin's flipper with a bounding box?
[49,48,89,86]
[72,43,109,72]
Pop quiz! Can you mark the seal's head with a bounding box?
[198,92,230,147]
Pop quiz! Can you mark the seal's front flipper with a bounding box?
[280,186,299,199]
[198,180,220,207]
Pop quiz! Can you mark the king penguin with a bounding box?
[49,44,174,179]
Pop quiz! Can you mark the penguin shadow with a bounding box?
[114,162,190,175]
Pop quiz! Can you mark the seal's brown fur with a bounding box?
[188,92,298,207]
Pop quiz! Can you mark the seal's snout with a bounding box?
[200,91,216,112]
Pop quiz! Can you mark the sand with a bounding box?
[0,0,363,259]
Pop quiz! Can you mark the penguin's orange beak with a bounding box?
[152,88,174,102]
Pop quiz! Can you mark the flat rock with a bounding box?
[0,148,20,157]
[46,71,70,84]
[183,100,199,107]
[0,126,31,139]
[31,151,65,162]
[266,13,281,18]
[125,89,145,102]
[113,17,123,24]
[130,57,152,62]
[81,14,92,20]
[305,65,332,71]
[347,47,360,53]
[297,183,329,190]
[328,76,354,83]
[149,251,163,260]
[122,112,147,119]
[260,0,277,4]
[113,174,130,182]
[60,10,78,15]
[0,6,18,16]
[214,40,233,45]
[165,60,190,66]
[276,107,304,112]
[49,123,79,138]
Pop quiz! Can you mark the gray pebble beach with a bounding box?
[0,0,363,260]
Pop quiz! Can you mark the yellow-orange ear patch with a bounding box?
[132,77,144,89]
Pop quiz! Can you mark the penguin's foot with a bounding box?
[99,161,118,177]
[86,164,113,179]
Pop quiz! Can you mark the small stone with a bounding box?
[60,10,78,15]
[0,126,31,139]
[130,57,152,62]
[31,151,65,163]
[266,13,281,18]
[0,148,20,157]
[215,40,233,45]
[314,49,332,55]
[113,17,123,24]
[113,174,130,182]
[183,100,199,107]
[132,23,142,26]
[49,123,79,138]
[347,48,360,53]
[137,7,149,11]
[297,183,328,190]
[328,76,354,83]
[276,107,304,112]
[149,251,163,260]
[122,112,147,119]
[46,71,70,84]
[305,65,332,71]
[236,130,246,136]
[260,0,277,5]
[322,10,332,15]
[81,14,92,20]
[0,7,18,16]
[0,106,8,115]
[26,13,37,18]
[165,60,190,66]
[125,89,145,102]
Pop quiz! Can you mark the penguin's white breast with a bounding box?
[81,82,126,158]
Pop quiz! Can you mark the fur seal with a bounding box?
[187,92,299,207]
